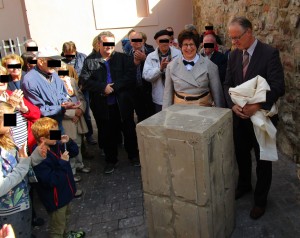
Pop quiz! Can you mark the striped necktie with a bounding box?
[242,50,249,78]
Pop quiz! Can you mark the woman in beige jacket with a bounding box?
[58,62,90,185]
[163,29,225,109]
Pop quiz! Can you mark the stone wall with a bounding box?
[192,0,300,161]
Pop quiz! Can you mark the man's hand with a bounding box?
[61,151,69,161]
[61,101,81,110]
[160,58,169,71]
[104,83,114,95]
[134,50,146,62]
[242,103,261,117]
[232,104,249,119]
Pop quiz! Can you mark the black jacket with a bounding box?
[210,51,227,85]
[79,51,136,120]
[224,40,285,111]
[33,140,78,212]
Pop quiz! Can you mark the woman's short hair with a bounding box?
[1,54,24,68]
[21,52,36,72]
[178,29,201,50]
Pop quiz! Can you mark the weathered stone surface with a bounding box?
[137,105,235,238]
[279,0,291,8]
[143,194,174,238]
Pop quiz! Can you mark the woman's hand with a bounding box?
[7,89,23,108]
[72,116,79,124]
[0,224,16,238]
[75,108,83,117]
[18,142,28,158]
[18,98,28,113]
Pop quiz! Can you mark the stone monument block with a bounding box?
[137,105,235,238]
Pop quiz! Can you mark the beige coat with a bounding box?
[62,77,88,140]
[163,55,225,109]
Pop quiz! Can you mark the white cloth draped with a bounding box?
[229,75,278,161]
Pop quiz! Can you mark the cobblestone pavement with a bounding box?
[32,133,300,237]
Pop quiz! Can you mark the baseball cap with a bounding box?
[36,46,64,60]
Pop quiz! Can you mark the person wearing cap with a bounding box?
[162,29,225,109]
[79,31,139,174]
[22,46,79,133]
[143,29,181,112]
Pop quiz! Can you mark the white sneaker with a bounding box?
[74,175,81,182]
[74,189,83,198]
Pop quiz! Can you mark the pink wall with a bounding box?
[0,0,28,43]
[21,0,192,55]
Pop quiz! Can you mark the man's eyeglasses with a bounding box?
[229,30,247,41]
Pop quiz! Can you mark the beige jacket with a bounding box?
[163,55,225,109]
[62,77,88,140]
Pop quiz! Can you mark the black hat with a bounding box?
[154,30,170,40]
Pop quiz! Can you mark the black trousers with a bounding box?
[233,118,272,207]
[133,86,155,122]
[94,104,139,164]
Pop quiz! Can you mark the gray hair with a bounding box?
[228,16,252,30]
[97,31,115,42]
[184,24,197,31]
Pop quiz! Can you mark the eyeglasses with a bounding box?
[229,30,247,41]
[182,43,196,48]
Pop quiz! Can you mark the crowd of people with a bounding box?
[0,16,285,238]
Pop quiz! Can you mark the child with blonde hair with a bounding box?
[0,101,46,238]
[31,117,85,238]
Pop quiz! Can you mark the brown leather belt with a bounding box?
[174,91,209,101]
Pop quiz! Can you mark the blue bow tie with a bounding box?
[183,60,194,66]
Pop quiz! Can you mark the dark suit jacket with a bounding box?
[224,40,285,111]
[210,51,227,85]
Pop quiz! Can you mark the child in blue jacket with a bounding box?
[31,117,85,238]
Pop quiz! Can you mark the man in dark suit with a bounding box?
[224,16,285,219]
[201,33,227,85]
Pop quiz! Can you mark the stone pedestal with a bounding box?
[136,105,235,238]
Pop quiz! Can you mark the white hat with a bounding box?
[36,46,64,60]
